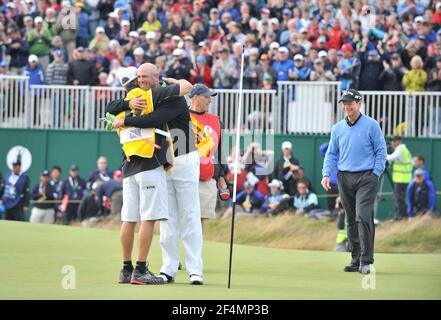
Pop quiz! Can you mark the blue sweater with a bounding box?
[323,114,387,177]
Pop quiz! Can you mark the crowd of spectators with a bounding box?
[0,156,123,225]
[1,0,441,93]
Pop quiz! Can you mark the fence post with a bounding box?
[25,81,32,128]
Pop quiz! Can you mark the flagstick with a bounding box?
[228,46,245,289]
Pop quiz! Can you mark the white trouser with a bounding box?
[160,151,203,278]
[30,207,55,224]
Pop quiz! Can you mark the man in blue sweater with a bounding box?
[322,89,387,274]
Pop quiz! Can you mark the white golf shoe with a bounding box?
[189,274,204,285]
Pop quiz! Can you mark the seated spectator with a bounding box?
[273,141,300,196]
[87,156,113,190]
[261,179,290,216]
[30,170,56,224]
[78,185,101,226]
[221,181,265,220]
[95,170,123,217]
[406,169,436,219]
[291,180,319,216]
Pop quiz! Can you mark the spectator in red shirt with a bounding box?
[327,19,347,50]
[432,3,441,26]
[172,0,193,14]
[190,55,213,88]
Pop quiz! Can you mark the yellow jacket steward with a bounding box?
[117,88,156,161]
[392,144,413,183]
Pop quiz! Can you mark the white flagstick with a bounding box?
[228,45,245,289]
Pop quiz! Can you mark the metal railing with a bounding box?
[1,75,441,137]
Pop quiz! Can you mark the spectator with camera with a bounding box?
[221,181,265,220]
[261,179,290,216]
[406,169,436,219]
[273,141,301,196]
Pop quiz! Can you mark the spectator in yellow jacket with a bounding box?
[402,55,427,92]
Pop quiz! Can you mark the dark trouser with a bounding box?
[64,204,79,225]
[327,183,339,211]
[337,170,379,266]
[5,206,25,221]
[393,183,408,220]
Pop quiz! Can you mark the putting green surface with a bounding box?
[0,221,440,300]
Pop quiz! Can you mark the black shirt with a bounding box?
[105,85,195,178]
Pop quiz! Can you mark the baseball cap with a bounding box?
[283,8,292,15]
[54,49,64,57]
[117,66,138,87]
[300,27,307,33]
[196,55,206,63]
[133,47,144,56]
[113,170,123,178]
[414,16,425,23]
[129,31,139,38]
[270,42,280,49]
[418,34,426,41]
[61,0,71,7]
[294,54,304,61]
[173,48,184,56]
[6,3,16,9]
[146,32,156,40]
[28,54,39,63]
[337,50,344,56]
[108,12,118,19]
[191,16,202,24]
[341,43,353,52]
[391,135,402,141]
[249,47,259,56]
[172,35,181,41]
[34,16,43,24]
[189,84,217,98]
[184,35,194,41]
[278,46,289,53]
[210,8,219,14]
[437,29,441,36]
[318,50,328,58]
[121,20,130,27]
[0,61,8,68]
[338,89,363,103]
[70,164,79,171]
[437,2,441,9]
[263,73,273,81]
[76,46,85,52]
[268,179,282,189]
[281,141,292,150]
[74,1,84,8]
[41,170,50,176]
[414,168,425,176]
[261,7,270,15]
[368,49,379,57]
[270,18,280,25]
[12,160,22,166]
[96,26,105,34]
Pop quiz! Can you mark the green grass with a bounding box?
[0,221,440,300]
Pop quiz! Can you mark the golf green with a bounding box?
[1,221,440,299]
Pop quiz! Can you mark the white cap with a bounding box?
[414,16,425,23]
[121,20,130,27]
[34,16,43,24]
[117,66,138,87]
[96,26,105,33]
[6,3,16,9]
[278,46,289,53]
[173,48,183,56]
[300,27,307,33]
[270,42,280,49]
[437,2,441,9]
[129,31,139,38]
[249,47,259,56]
[281,141,292,150]
[294,54,304,61]
[108,12,118,19]
[172,35,181,42]
[146,32,156,40]
[28,54,39,63]
[133,47,144,56]
[270,18,280,25]
[268,179,283,189]
[61,0,71,8]
[318,50,328,58]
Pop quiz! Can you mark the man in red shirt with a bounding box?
[327,19,347,50]
[189,84,229,226]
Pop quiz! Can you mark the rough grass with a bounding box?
[89,212,441,254]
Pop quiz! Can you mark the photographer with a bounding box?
[165,48,192,80]
[211,47,238,89]
[273,141,301,196]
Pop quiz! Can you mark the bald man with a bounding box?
[106,63,192,285]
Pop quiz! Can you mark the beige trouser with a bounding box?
[30,207,55,224]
